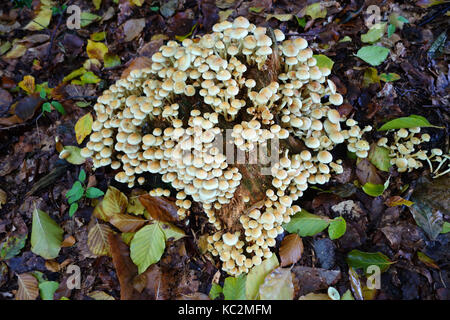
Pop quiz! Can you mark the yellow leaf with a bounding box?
[93,0,102,10]
[18,75,35,95]
[266,14,293,22]
[4,43,27,59]
[74,113,93,144]
[129,0,145,6]
[86,40,108,61]
[87,220,113,256]
[93,186,128,222]
[24,7,53,31]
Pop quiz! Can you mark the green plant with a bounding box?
[40,88,65,115]
[12,0,32,8]
[65,169,104,217]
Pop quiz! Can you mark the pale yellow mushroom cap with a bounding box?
[223,232,239,246]
[317,150,333,164]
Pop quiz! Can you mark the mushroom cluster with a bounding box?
[82,16,374,276]
[378,128,449,177]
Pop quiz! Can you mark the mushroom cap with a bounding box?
[222,232,239,246]
[317,151,333,164]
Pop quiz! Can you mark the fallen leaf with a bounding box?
[88,291,115,300]
[94,186,128,221]
[86,40,108,61]
[74,113,93,144]
[356,46,390,66]
[123,18,146,42]
[259,268,294,300]
[246,254,279,299]
[346,249,393,273]
[24,6,53,31]
[109,213,147,233]
[87,219,113,256]
[385,196,414,207]
[279,234,303,267]
[223,274,247,300]
[130,223,166,274]
[16,273,39,300]
[31,207,63,259]
[18,75,35,95]
[138,194,178,222]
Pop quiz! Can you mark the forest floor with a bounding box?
[0,0,449,300]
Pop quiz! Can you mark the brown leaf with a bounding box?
[109,213,147,233]
[291,266,341,297]
[356,158,383,185]
[61,235,76,247]
[16,273,39,300]
[87,219,113,256]
[120,57,152,79]
[279,234,303,267]
[123,18,146,42]
[93,186,128,222]
[138,194,178,222]
[108,233,139,300]
[0,88,12,111]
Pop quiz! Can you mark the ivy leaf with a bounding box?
[39,281,59,300]
[356,46,390,66]
[0,233,27,260]
[346,249,393,273]
[31,207,63,259]
[223,274,247,300]
[85,187,105,199]
[74,113,93,144]
[209,283,223,300]
[328,216,347,240]
[378,115,439,131]
[259,268,294,300]
[246,254,279,300]
[130,223,166,274]
[283,209,330,237]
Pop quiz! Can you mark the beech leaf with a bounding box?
[87,220,113,256]
[378,115,438,131]
[346,249,393,273]
[279,234,303,267]
[283,209,329,237]
[223,274,247,300]
[31,207,63,259]
[74,113,93,144]
[130,223,166,274]
[16,273,39,300]
[259,268,294,300]
[246,254,279,300]
[356,46,390,66]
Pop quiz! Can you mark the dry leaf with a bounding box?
[87,219,113,256]
[18,75,35,95]
[74,113,93,144]
[88,291,115,300]
[279,234,303,267]
[123,18,146,42]
[16,273,39,300]
[86,40,108,61]
[120,57,152,79]
[45,260,60,272]
[61,235,76,247]
[138,194,178,222]
[109,213,147,233]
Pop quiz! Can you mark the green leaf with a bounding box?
[246,254,279,300]
[69,202,78,218]
[63,67,86,83]
[327,287,340,300]
[85,187,105,199]
[62,146,86,165]
[341,289,355,300]
[80,12,100,28]
[175,23,197,42]
[38,281,59,300]
[0,233,27,260]
[379,73,400,82]
[51,101,65,115]
[295,16,306,28]
[313,54,334,70]
[90,31,106,41]
[378,115,440,131]
[363,67,380,87]
[362,179,389,197]
[356,46,390,66]
[78,169,86,183]
[305,3,327,20]
[104,53,121,68]
[223,275,247,300]
[346,249,393,273]
[328,216,346,240]
[387,24,396,38]
[80,72,101,85]
[361,23,386,43]
[209,283,223,300]
[368,145,392,172]
[442,222,450,234]
[66,181,84,204]
[339,36,352,43]
[39,88,47,99]
[159,222,185,241]
[283,209,330,237]
[397,16,409,24]
[31,207,63,259]
[130,223,166,274]
[42,102,51,113]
